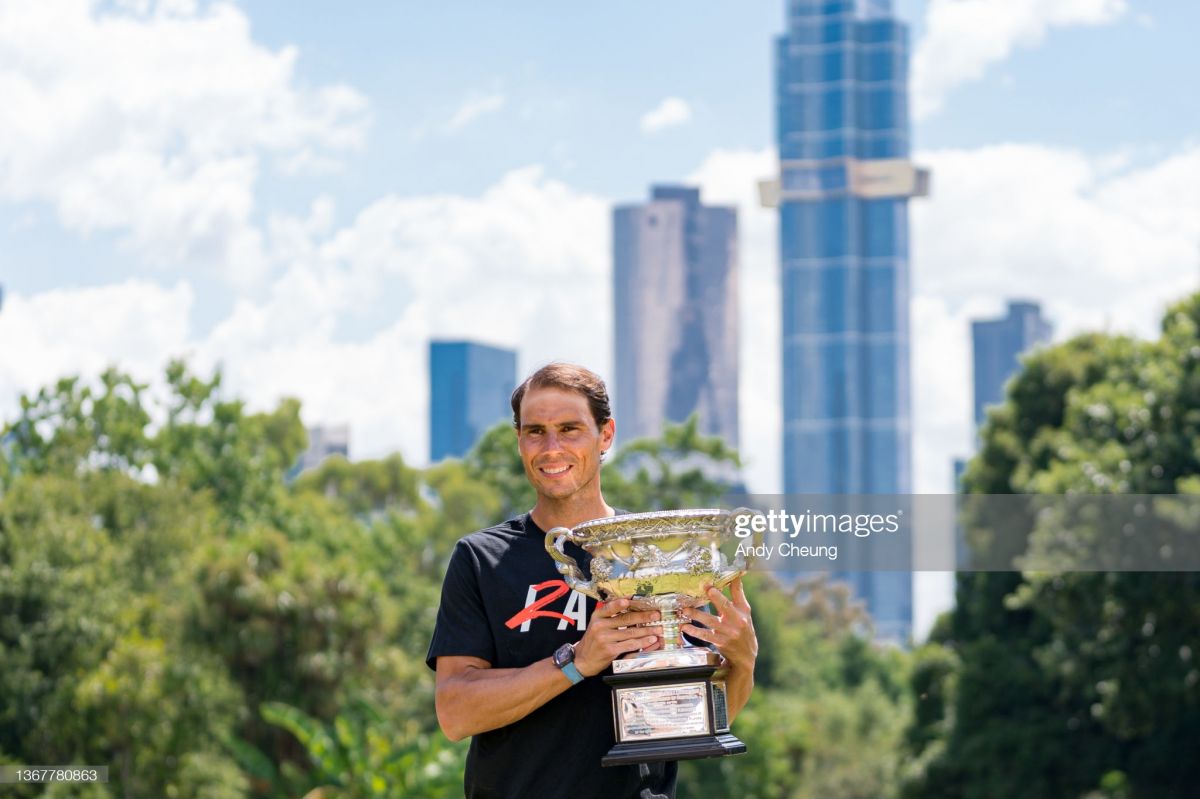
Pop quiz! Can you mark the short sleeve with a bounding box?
[425,539,498,670]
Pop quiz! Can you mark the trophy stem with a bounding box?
[660,606,684,650]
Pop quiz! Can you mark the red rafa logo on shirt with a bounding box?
[504,579,590,632]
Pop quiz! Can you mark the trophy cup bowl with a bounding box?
[544,508,756,766]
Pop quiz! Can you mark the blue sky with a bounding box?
[2,0,1200,634]
[5,0,1196,300]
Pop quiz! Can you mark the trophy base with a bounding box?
[601,663,746,766]
[601,732,746,767]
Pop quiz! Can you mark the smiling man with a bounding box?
[426,362,757,799]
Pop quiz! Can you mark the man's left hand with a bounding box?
[678,576,757,671]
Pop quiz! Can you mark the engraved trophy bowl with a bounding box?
[544,508,760,766]
[545,508,751,656]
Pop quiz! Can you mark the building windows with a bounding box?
[857,48,897,82]
[862,199,902,257]
[858,86,902,131]
[781,200,857,259]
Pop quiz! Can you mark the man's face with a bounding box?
[517,386,614,503]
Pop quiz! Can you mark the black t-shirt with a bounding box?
[426,512,678,799]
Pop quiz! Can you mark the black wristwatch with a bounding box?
[553,643,584,685]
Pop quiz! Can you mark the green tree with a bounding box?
[152,360,307,523]
[260,699,466,798]
[461,422,535,519]
[0,468,246,799]
[678,575,911,799]
[292,454,421,518]
[1,368,151,482]
[603,414,742,510]
[0,360,919,799]
[0,363,383,798]
[909,293,1200,798]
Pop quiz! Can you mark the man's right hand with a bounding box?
[572,598,662,677]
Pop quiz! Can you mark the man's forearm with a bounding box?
[436,658,574,741]
[435,599,661,741]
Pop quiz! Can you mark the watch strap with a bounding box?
[560,659,584,685]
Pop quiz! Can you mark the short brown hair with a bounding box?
[511,363,612,430]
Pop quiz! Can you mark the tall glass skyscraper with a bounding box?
[613,185,739,450]
[768,0,927,641]
[429,340,517,462]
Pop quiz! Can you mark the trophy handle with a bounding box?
[722,507,757,537]
[723,506,762,572]
[545,527,602,600]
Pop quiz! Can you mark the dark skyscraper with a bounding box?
[613,185,739,450]
[767,0,928,641]
[429,340,517,462]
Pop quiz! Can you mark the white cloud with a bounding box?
[640,97,692,134]
[198,166,609,463]
[444,91,507,132]
[0,280,193,405]
[911,142,1200,492]
[912,0,1127,119]
[5,142,1199,501]
[910,292,988,492]
[1,166,608,464]
[0,0,369,285]
[678,142,1200,497]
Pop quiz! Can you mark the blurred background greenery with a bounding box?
[3,293,1200,797]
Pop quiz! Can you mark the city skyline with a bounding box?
[2,1,1200,638]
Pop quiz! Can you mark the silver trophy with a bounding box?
[545,508,756,766]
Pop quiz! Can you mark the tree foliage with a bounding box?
[678,574,910,799]
[907,293,1200,798]
[0,361,913,798]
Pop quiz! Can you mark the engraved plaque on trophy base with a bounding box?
[600,664,746,766]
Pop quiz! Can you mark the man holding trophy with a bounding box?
[427,363,757,798]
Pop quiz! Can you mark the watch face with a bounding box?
[554,643,574,667]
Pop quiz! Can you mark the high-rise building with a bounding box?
[429,340,517,462]
[971,300,1053,431]
[613,185,740,450]
[954,300,1052,566]
[764,0,928,642]
[291,424,350,478]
